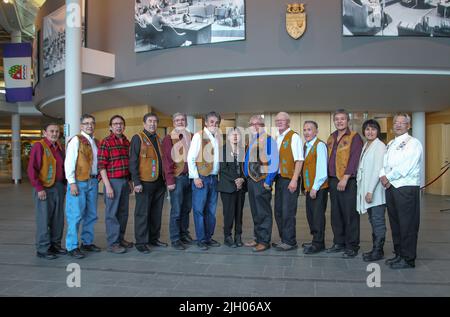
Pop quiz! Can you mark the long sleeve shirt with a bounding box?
[129,130,163,186]
[244,132,279,186]
[328,128,363,178]
[276,128,304,174]
[27,139,65,192]
[379,133,423,187]
[162,130,190,186]
[187,127,220,179]
[97,133,130,179]
[65,131,98,184]
[304,136,328,191]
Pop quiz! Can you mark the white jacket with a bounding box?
[356,138,386,214]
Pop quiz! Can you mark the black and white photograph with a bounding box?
[343,0,450,36]
[135,0,245,52]
[43,0,86,77]
[32,29,40,89]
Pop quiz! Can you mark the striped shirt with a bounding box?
[98,133,130,179]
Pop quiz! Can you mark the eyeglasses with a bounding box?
[393,121,408,126]
[82,122,95,126]
[249,122,263,127]
[111,122,124,126]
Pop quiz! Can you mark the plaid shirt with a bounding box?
[98,133,130,179]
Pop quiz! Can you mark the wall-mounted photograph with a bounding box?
[43,0,86,77]
[33,29,40,89]
[135,0,246,52]
[343,0,450,36]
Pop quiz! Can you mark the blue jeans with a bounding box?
[65,178,98,251]
[169,174,192,242]
[192,175,218,243]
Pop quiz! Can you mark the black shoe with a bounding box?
[234,235,243,247]
[302,242,312,248]
[136,244,151,254]
[149,240,168,247]
[326,244,345,253]
[224,236,235,247]
[181,234,194,244]
[303,245,324,255]
[275,243,298,251]
[363,250,384,262]
[389,258,415,269]
[80,244,101,252]
[36,251,57,260]
[271,242,281,248]
[172,240,186,250]
[68,248,85,259]
[119,240,134,248]
[343,249,358,258]
[206,239,221,247]
[385,254,402,265]
[49,245,67,255]
[197,241,209,251]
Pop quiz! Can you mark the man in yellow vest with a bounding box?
[302,121,329,254]
[64,114,101,259]
[273,112,304,251]
[129,113,167,254]
[27,123,66,259]
[162,113,194,250]
[326,109,363,258]
[187,111,221,250]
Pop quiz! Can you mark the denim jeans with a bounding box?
[169,174,192,242]
[65,178,98,251]
[192,175,218,243]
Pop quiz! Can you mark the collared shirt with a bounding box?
[243,132,279,186]
[187,127,220,179]
[129,129,163,186]
[328,128,363,177]
[276,128,304,174]
[65,131,98,184]
[304,136,328,191]
[27,138,65,192]
[98,133,130,179]
[379,133,423,187]
[162,130,191,186]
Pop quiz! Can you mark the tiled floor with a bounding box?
[0,181,449,297]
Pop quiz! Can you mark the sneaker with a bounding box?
[36,251,57,260]
[197,241,209,251]
[80,244,101,252]
[172,240,186,250]
[206,239,221,247]
[244,240,257,247]
[68,248,85,259]
[180,233,194,244]
[48,245,67,255]
[275,243,298,251]
[135,244,151,254]
[107,244,126,254]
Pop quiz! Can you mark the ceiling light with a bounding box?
[208,88,215,92]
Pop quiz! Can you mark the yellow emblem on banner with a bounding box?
[286,3,306,39]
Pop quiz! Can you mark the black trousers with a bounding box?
[220,190,245,238]
[385,185,420,262]
[134,178,166,246]
[328,177,360,251]
[305,188,328,248]
[274,177,299,246]
[247,179,273,246]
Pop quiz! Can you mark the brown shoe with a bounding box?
[119,240,134,248]
[107,244,126,254]
[244,240,257,247]
[252,243,269,252]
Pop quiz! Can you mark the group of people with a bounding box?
[28,110,423,270]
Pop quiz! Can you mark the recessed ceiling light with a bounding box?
[209,88,215,92]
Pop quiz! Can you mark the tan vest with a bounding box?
[138,132,163,182]
[279,130,297,179]
[246,133,270,182]
[170,132,192,177]
[74,134,98,181]
[327,130,358,180]
[38,140,57,188]
[302,138,329,192]
[195,131,215,177]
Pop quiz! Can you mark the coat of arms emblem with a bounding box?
[286,3,306,39]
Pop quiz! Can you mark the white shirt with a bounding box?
[276,128,304,174]
[379,133,423,188]
[187,127,220,179]
[304,136,328,191]
[65,131,98,184]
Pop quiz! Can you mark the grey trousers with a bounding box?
[247,179,273,246]
[33,182,65,253]
[274,177,299,246]
[104,178,130,247]
[367,204,386,242]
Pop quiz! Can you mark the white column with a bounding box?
[65,0,82,141]
[11,31,22,184]
[186,115,198,134]
[412,112,426,187]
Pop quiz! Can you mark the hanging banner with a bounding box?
[3,43,33,103]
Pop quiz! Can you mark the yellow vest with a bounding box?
[74,134,98,181]
[195,131,215,177]
[138,132,163,182]
[38,140,57,188]
[247,133,270,182]
[302,138,329,192]
[327,131,358,180]
[170,132,192,177]
[279,130,297,179]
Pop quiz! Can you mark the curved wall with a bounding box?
[34,0,450,110]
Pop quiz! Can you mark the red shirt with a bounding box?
[98,133,130,179]
[27,139,65,192]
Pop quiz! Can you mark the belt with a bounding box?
[90,175,98,178]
